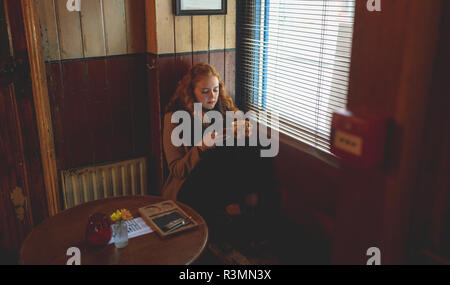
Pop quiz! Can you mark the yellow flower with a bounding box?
[120,209,133,221]
[110,210,122,222]
[110,209,133,222]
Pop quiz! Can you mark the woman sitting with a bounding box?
[162,63,267,240]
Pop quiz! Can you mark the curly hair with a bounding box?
[165,63,238,116]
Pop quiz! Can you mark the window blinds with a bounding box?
[237,0,355,153]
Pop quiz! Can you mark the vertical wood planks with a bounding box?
[155,0,174,54]
[209,15,225,51]
[174,15,192,79]
[129,55,149,158]
[102,0,127,56]
[210,52,225,82]
[37,0,60,61]
[192,15,209,53]
[80,0,105,58]
[225,0,236,101]
[225,0,236,50]
[174,16,191,53]
[225,51,236,102]
[61,61,92,169]
[125,0,146,54]
[146,0,157,54]
[209,15,226,78]
[85,59,113,164]
[107,56,133,161]
[38,0,147,59]
[54,0,83,59]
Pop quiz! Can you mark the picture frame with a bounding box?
[173,0,227,16]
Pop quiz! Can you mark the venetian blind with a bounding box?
[237,0,355,153]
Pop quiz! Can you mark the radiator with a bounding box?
[61,157,147,209]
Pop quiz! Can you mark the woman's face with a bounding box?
[193,75,220,110]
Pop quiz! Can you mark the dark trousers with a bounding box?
[177,145,270,224]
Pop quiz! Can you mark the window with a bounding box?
[237,0,356,153]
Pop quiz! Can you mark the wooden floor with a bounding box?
[196,219,332,265]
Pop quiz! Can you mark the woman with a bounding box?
[162,63,260,228]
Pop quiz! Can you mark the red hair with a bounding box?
[165,63,238,115]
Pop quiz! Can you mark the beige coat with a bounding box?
[161,112,204,201]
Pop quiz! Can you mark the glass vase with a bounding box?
[113,220,129,249]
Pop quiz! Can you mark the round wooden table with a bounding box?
[19,196,209,265]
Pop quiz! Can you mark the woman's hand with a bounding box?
[232,120,254,139]
[196,131,228,151]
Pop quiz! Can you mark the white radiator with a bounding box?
[61,157,147,209]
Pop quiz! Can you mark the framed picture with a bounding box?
[173,0,227,16]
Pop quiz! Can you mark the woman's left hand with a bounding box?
[232,120,254,139]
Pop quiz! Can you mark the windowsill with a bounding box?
[277,131,341,170]
[250,117,342,170]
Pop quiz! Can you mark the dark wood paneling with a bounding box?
[0,87,25,249]
[147,54,163,193]
[224,51,236,102]
[128,55,150,158]
[60,61,92,169]
[209,51,225,82]
[407,1,450,262]
[85,59,113,164]
[46,63,66,170]
[3,0,26,53]
[1,0,47,250]
[16,97,48,225]
[158,56,177,114]
[107,56,134,162]
[193,52,209,66]
[46,55,150,171]
[175,54,192,85]
[332,0,444,265]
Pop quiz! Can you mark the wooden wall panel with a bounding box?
[192,16,208,52]
[332,0,445,265]
[174,16,191,53]
[37,0,59,60]
[17,96,49,225]
[145,0,157,54]
[146,54,163,193]
[60,61,91,168]
[46,56,150,171]
[210,52,225,82]
[225,51,236,101]
[125,0,146,54]
[193,52,208,66]
[80,0,105,58]
[158,56,177,112]
[85,59,113,164]
[102,0,127,56]
[38,0,146,60]
[46,64,65,169]
[225,0,236,49]
[128,55,149,157]
[107,57,134,161]
[0,87,31,249]
[54,0,83,59]
[155,0,174,54]
[209,15,225,51]
[175,54,192,85]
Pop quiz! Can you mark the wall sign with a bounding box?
[173,0,227,16]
